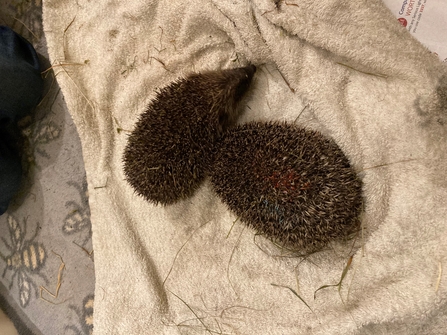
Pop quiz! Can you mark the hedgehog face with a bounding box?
[209,121,363,251]
[200,65,256,133]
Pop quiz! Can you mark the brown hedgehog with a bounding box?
[209,121,363,251]
[123,65,256,205]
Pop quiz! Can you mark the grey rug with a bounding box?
[0,1,94,334]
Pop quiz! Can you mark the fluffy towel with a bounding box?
[42,0,447,334]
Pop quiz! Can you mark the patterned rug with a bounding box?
[0,1,94,334]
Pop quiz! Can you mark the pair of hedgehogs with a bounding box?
[123,65,363,251]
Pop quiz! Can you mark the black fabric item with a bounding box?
[0,26,43,215]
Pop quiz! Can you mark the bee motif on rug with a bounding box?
[0,215,48,307]
[63,180,92,247]
[66,294,94,335]
[7,0,44,42]
[21,118,61,164]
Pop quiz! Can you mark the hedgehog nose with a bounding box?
[246,64,256,77]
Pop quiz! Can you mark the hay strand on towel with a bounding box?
[271,283,313,312]
[313,255,353,300]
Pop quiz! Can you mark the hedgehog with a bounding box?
[209,121,363,251]
[123,65,256,205]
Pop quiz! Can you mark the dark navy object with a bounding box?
[0,26,43,215]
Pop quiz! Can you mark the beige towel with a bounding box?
[43,0,447,333]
